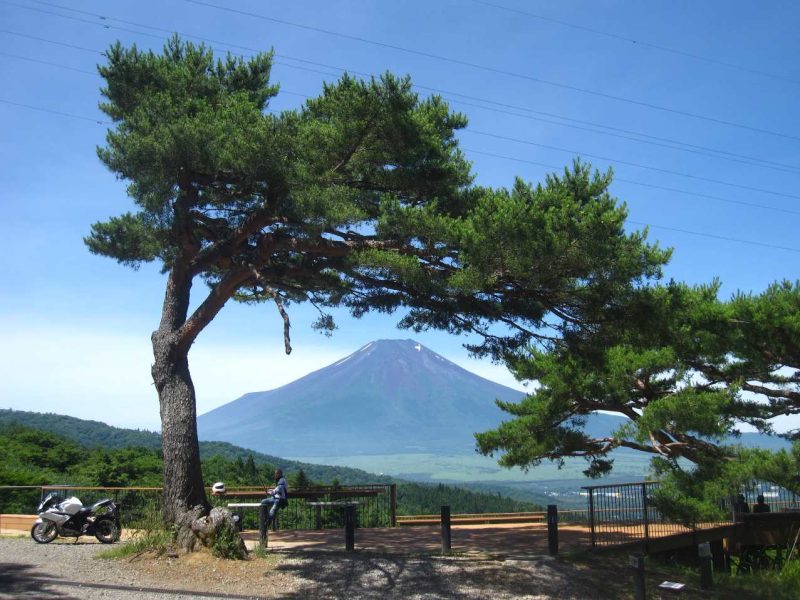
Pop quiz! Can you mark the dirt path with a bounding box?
[0,536,616,599]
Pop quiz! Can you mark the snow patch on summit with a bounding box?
[332,354,353,367]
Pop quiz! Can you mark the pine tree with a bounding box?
[87,37,667,536]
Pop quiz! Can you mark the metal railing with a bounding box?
[215,484,396,530]
[584,481,687,547]
[0,484,396,531]
[740,482,800,513]
[582,480,800,548]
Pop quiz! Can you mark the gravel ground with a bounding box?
[0,537,616,599]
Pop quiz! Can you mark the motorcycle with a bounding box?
[30,492,121,544]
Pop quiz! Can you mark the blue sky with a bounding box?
[1,0,799,430]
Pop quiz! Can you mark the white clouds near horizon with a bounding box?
[0,317,525,431]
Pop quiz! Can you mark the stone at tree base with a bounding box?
[189,507,247,556]
[176,505,206,552]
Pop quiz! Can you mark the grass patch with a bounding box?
[96,504,174,560]
[251,542,268,558]
[562,548,800,599]
[210,522,247,560]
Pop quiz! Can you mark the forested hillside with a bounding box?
[0,414,541,515]
[0,409,161,449]
[0,409,390,485]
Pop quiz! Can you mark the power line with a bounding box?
[4,54,793,219]
[446,96,800,175]
[285,90,799,190]
[0,36,340,87]
[6,3,799,175]
[465,148,800,253]
[6,38,800,208]
[627,221,800,254]
[467,0,800,87]
[5,34,799,207]
[1,95,796,255]
[0,98,108,123]
[462,147,800,216]
[0,50,96,75]
[0,28,102,55]
[5,4,799,207]
[415,85,800,172]
[182,0,800,142]
[465,129,800,201]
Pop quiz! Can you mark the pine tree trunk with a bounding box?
[152,331,208,525]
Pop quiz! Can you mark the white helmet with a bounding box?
[211,482,226,495]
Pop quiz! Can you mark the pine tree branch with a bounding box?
[251,269,292,355]
[176,267,253,355]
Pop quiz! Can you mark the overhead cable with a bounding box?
[181,0,800,142]
[1,96,795,255]
[465,129,800,201]
[468,0,800,86]
[5,3,798,174]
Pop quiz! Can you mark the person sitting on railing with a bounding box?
[260,468,289,527]
[753,494,771,514]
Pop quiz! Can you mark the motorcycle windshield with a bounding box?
[37,493,63,512]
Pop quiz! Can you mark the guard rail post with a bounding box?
[258,503,268,548]
[344,504,355,551]
[441,505,451,553]
[547,505,559,556]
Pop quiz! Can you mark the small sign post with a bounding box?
[699,542,713,590]
[630,552,646,600]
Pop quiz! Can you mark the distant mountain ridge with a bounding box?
[197,339,526,456]
[197,338,790,459]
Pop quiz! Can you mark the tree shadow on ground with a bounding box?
[0,563,77,599]
[272,551,453,599]
[271,550,614,599]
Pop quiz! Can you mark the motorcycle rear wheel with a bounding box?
[94,519,119,544]
[31,521,58,544]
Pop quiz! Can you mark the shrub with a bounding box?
[210,523,247,560]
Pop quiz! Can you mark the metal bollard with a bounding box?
[441,505,452,553]
[344,504,355,551]
[258,503,268,548]
[698,542,713,590]
[547,505,559,556]
[630,553,646,600]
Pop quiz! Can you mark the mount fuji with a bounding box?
[197,339,537,457]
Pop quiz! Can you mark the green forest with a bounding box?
[0,412,540,517]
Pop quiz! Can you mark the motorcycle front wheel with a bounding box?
[31,521,58,544]
[94,519,119,544]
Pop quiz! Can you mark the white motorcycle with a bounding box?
[31,492,121,544]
